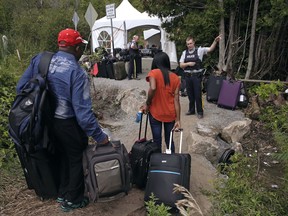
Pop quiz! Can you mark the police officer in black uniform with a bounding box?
[128,35,141,80]
[179,35,221,118]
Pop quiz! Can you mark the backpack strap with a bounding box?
[38,51,54,79]
[37,51,54,151]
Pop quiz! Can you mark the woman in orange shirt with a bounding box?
[141,52,181,153]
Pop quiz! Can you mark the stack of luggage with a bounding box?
[205,74,249,110]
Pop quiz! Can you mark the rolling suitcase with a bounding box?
[83,140,132,202]
[144,129,191,208]
[217,80,241,110]
[113,61,127,80]
[15,145,60,200]
[206,75,226,103]
[129,114,161,189]
[96,61,108,78]
[106,60,115,79]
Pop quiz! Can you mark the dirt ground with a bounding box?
[0,71,282,216]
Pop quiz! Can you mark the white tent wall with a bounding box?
[145,34,161,48]
[160,29,178,67]
[143,29,160,41]
[91,0,178,65]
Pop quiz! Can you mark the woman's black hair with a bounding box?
[151,51,171,86]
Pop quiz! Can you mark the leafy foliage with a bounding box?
[141,0,288,80]
[249,81,284,101]
[0,61,18,168]
[212,153,288,215]
[212,82,288,215]
[145,193,172,216]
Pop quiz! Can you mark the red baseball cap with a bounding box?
[58,28,88,47]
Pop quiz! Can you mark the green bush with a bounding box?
[0,57,18,169]
[249,81,284,101]
[212,82,288,215]
[212,154,287,215]
[145,193,172,216]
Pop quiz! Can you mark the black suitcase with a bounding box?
[144,129,191,208]
[106,61,115,79]
[206,75,226,103]
[129,114,160,189]
[15,145,59,200]
[96,61,108,78]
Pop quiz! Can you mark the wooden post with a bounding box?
[239,79,288,84]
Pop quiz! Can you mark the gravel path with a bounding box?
[91,71,245,215]
[92,71,245,152]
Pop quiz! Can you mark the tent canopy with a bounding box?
[143,28,160,40]
[91,0,177,63]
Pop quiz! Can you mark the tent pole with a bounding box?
[110,18,115,57]
[124,21,127,49]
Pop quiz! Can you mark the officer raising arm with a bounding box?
[179,35,221,119]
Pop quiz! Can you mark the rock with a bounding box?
[189,153,219,215]
[188,132,230,164]
[221,118,252,143]
[196,123,219,138]
[116,88,146,115]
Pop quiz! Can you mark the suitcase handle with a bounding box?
[166,128,183,154]
[138,113,149,141]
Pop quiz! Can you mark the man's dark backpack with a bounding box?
[8,51,55,154]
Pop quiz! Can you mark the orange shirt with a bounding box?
[146,69,180,122]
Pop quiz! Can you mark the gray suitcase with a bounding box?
[113,62,127,80]
[83,141,132,202]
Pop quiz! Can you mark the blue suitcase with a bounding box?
[217,80,241,110]
[144,129,191,208]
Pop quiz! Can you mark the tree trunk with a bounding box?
[237,0,253,76]
[225,9,236,76]
[245,0,259,79]
[218,0,225,72]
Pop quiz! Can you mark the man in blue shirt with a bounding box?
[16,28,109,211]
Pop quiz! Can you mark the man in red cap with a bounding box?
[16,28,109,211]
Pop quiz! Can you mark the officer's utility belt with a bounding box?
[184,69,204,76]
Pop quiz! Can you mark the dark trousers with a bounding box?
[128,54,141,78]
[185,74,203,114]
[52,117,88,203]
[149,113,175,153]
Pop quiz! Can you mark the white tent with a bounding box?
[143,28,161,49]
[91,0,177,63]
[143,28,160,40]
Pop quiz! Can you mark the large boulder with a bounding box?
[187,132,231,164]
[221,118,252,143]
[116,88,146,115]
